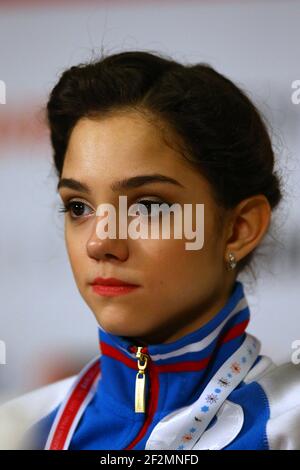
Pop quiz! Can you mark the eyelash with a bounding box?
[58,198,172,219]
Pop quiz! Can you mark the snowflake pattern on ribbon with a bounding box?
[230,362,241,374]
[218,377,230,387]
[205,393,218,404]
[175,336,259,450]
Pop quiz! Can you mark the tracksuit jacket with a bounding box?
[1,280,300,450]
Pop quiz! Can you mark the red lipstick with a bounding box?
[90,277,140,297]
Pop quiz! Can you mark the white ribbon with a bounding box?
[145,333,260,450]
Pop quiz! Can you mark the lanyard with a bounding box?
[45,333,260,450]
[145,333,260,450]
[44,356,101,450]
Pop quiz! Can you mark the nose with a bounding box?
[86,217,129,262]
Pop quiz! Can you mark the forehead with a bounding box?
[64,113,184,172]
[62,113,213,198]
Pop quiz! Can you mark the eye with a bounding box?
[135,199,172,217]
[58,200,93,219]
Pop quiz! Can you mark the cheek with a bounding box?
[137,224,222,292]
[138,237,207,283]
[64,227,85,280]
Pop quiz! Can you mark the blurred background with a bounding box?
[0,0,299,405]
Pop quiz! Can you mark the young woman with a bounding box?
[1,50,300,450]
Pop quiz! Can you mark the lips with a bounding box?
[90,277,140,297]
[91,277,139,287]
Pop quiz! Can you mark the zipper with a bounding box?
[125,345,159,449]
[134,346,149,413]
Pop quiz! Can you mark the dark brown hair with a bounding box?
[46,50,283,273]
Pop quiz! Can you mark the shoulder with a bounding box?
[0,375,76,449]
[244,356,300,450]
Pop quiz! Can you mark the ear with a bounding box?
[225,195,272,263]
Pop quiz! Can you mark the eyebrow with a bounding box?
[56,173,185,193]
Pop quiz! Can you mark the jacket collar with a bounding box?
[95,280,250,416]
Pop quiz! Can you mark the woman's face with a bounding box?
[58,112,234,345]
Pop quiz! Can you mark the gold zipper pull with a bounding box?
[135,346,149,413]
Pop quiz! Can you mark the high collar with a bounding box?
[95,280,250,417]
